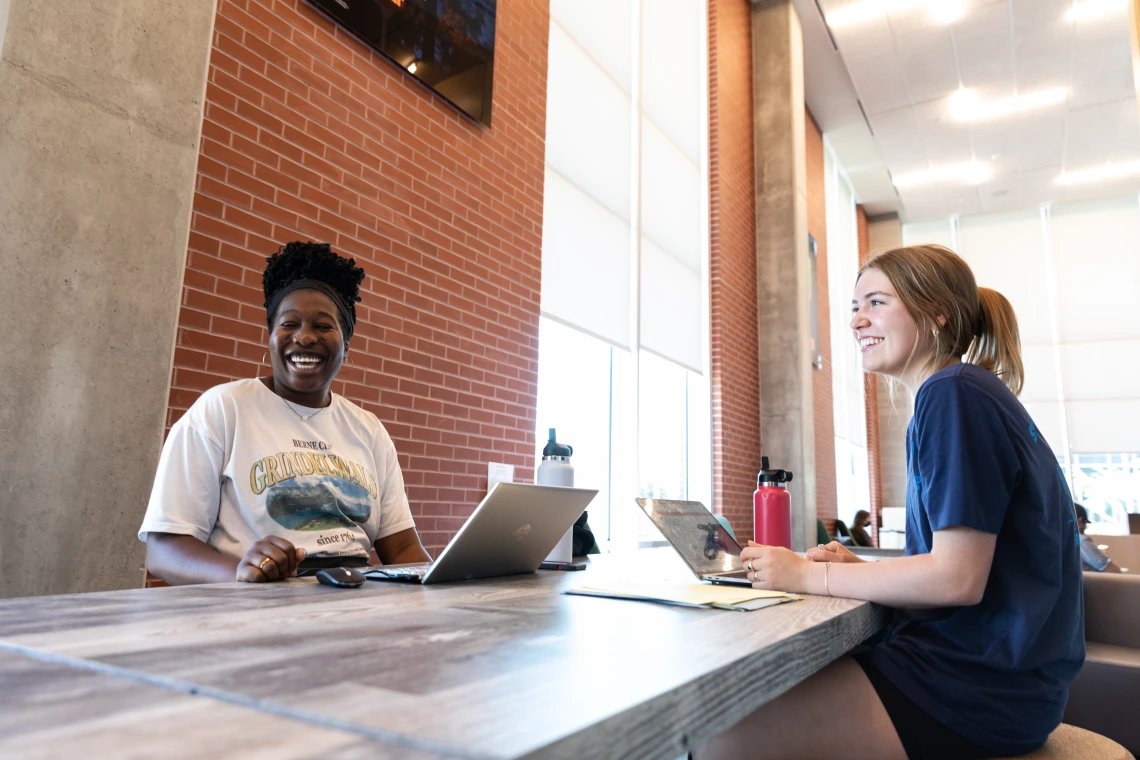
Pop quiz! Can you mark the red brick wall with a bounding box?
[857,205,884,544]
[806,110,838,536]
[169,0,549,555]
[709,0,762,539]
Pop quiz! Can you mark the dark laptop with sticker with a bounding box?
[634,498,753,586]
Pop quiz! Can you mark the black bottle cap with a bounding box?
[757,455,793,485]
[542,427,573,458]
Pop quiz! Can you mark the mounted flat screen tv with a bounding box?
[306,0,496,126]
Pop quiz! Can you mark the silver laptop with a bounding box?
[364,482,598,585]
[634,498,753,586]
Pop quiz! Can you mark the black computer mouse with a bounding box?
[314,567,366,588]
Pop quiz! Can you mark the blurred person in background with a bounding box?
[1074,503,1123,573]
[850,510,873,547]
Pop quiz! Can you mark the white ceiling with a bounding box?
[796,0,1140,222]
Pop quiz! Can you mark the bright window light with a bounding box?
[949,87,1068,122]
[893,161,990,188]
[1065,0,1128,22]
[826,0,959,28]
[1056,160,1140,184]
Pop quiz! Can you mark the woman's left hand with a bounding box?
[740,541,810,593]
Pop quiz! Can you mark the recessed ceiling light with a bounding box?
[949,87,1068,121]
[893,161,990,188]
[1057,160,1140,184]
[931,0,965,23]
[826,0,958,29]
[1065,0,1127,22]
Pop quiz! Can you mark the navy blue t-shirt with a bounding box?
[865,364,1084,755]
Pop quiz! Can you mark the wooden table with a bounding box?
[0,549,886,759]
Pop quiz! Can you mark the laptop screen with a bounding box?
[635,499,745,576]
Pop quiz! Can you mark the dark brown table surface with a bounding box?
[0,549,886,759]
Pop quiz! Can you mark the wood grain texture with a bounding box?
[0,650,446,759]
[0,549,887,759]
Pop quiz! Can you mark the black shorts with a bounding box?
[854,654,998,760]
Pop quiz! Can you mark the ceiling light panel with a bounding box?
[825,0,960,29]
[1065,0,1128,22]
[930,0,965,24]
[893,161,991,188]
[1057,160,1140,184]
[949,86,1069,121]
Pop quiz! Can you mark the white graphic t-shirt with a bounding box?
[139,379,416,563]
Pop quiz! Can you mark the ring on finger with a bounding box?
[747,558,754,573]
[258,557,273,572]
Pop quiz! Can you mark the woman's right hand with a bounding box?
[806,541,864,564]
[237,537,306,582]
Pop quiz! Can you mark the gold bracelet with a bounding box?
[824,561,832,597]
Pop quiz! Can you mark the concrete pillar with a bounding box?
[751,0,815,551]
[0,0,215,597]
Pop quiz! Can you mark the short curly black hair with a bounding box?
[262,240,365,328]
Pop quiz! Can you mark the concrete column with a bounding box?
[750,0,815,551]
[0,0,215,597]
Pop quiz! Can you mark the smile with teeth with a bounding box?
[288,354,325,370]
[859,337,883,351]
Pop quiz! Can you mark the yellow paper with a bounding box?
[570,580,797,606]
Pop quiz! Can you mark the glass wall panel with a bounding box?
[538,1,710,551]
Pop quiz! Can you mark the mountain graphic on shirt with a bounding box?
[265,476,372,531]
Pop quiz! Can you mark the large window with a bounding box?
[825,144,871,528]
[535,319,711,550]
[904,196,1140,531]
[1071,453,1140,535]
[538,0,711,551]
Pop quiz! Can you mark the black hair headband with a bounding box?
[266,278,356,342]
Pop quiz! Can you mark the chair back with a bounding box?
[1097,535,1140,573]
[1083,572,1140,649]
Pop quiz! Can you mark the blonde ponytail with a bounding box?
[966,287,1024,396]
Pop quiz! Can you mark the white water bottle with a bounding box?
[538,428,574,563]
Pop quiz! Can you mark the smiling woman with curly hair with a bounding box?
[139,241,430,584]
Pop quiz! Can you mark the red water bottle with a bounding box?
[754,456,793,549]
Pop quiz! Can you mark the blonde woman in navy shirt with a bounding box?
[700,245,1083,760]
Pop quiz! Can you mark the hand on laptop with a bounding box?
[806,541,864,564]
[741,542,810,593]
[237,537,306,583]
